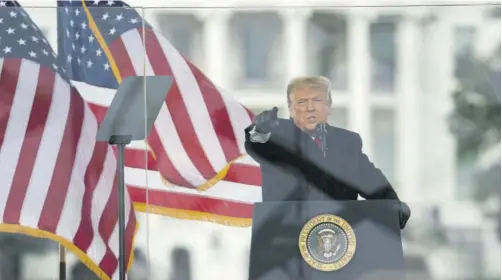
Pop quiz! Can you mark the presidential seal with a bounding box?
[298,214,356,272]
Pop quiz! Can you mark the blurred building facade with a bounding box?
[5,1,501,280]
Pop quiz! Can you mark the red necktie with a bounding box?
[313,138,321,150]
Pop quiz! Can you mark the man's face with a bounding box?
[288,87,331,133]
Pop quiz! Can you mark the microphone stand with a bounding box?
[316,123,328,200]
[320,126,327,159]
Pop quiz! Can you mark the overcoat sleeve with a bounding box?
[350,134,400,200]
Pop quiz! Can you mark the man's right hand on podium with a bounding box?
[249,107,279,143]
[398,201,411,229]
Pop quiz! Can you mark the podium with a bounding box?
[248,200,406,280]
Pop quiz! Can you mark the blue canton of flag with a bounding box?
[0,0,67,79]
[57,0,151,89]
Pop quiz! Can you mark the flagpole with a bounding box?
[59,244,66,280]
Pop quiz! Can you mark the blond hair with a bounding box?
[286,76,332,106]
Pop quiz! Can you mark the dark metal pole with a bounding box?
[117,142,126,280]
[59,244,66,280]
[109,135,131,280]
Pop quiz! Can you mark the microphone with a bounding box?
[315,123,327,158]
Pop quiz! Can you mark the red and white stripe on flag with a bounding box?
[0,58,137,280]
[91,27,257,189]
[78,27,264,226]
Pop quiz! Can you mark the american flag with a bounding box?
[57,0,262,226]
[0,1,137,279]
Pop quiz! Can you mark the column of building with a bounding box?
[396,12,422,201]
[198,9,232,89]
[347,8,373,156]
[280,8,311,116]
[423,15,457,203]
[281,9,310,79]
